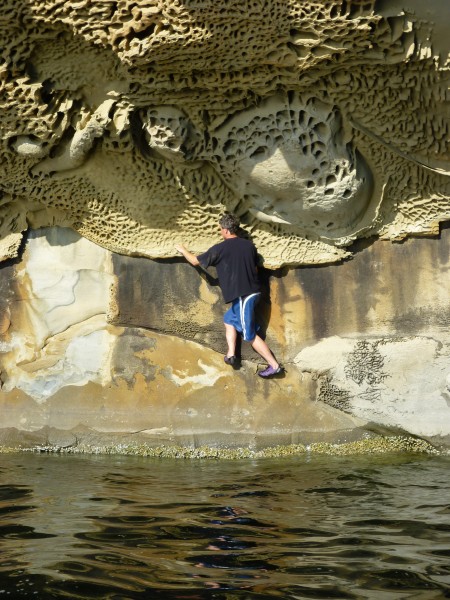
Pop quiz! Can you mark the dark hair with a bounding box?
[219,213,240,234]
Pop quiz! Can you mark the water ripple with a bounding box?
[0,453,448,599]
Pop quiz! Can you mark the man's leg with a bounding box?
[225,323,237,358]
[241,294,279,370]
[251,335,279,369]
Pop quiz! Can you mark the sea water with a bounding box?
[0,452,449,599]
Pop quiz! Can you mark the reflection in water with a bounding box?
[0,452,449,599]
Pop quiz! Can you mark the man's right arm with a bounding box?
[175,244,200,267]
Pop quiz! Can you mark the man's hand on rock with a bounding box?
[175,244,200,266]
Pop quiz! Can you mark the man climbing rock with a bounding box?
[175,213,283,378]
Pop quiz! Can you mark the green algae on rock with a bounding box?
[1,436,440,459]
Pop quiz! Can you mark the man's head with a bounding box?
[219,213,240,236]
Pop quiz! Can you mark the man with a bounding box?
[175,213,283,378]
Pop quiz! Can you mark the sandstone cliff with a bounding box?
[0,1,449,451]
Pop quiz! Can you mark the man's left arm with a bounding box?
[175,244,200,267]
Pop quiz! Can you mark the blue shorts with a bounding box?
[223,293,261,342]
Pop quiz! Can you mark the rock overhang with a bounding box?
[0,0,448,267]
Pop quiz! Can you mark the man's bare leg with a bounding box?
[251,335,279,369]
[224,323,237,357]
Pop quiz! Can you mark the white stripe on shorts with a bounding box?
[240,293,260,341]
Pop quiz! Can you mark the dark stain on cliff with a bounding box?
[111,254,287,361]
[256,265,285,338]
[112,227,450,359]
[297,228,450,341]
[111,328,157,388]
[112,254,220,330]
[381,227,450,333]
[0,264,14,333]
[111,254,236,355]
[296,262,337,341]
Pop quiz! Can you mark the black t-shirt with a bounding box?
[198,237,261,303]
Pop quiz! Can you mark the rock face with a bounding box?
[0,0,449,267]
[0,1,449,450]
[1,226,450,450]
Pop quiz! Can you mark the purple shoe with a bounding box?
[258,365,284,378]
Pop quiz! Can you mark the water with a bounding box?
[0,452,449,599]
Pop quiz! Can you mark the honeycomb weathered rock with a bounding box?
[0,0,449,266]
